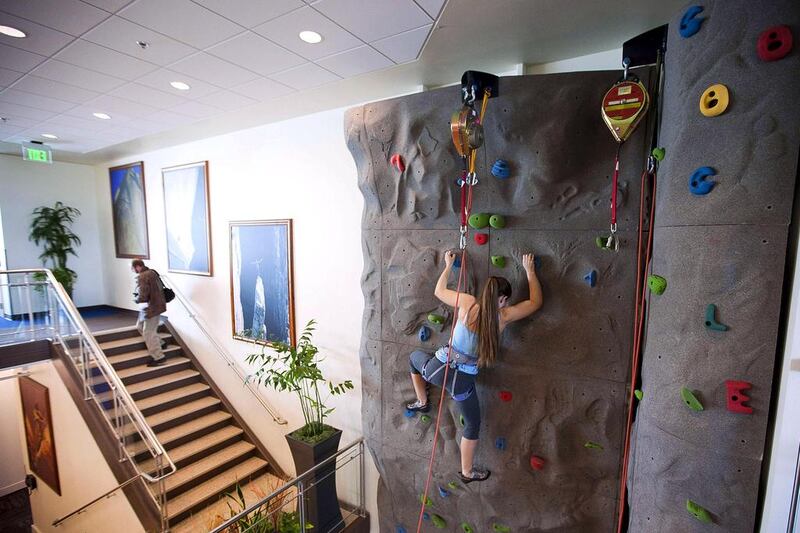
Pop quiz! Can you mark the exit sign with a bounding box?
[21,142,53,164]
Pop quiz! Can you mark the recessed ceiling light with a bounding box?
[136,40,150,49]
[0,25,27,38]
[41,133,58,140]
[93,112,111,120]
[299,30,323,44]
[170,81,190,91]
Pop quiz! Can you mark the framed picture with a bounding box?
[109,161,150,259]
[19,376,60,495]
[230,220,295,346]
[162,161,212,276]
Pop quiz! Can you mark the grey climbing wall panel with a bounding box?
[626,1,800,532]
[346,69,655,531]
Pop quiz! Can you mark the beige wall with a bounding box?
[0,369,27,497]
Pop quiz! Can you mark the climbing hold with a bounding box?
[423,512,430,521]
[530,455,545,471]
[474,233,489,246]
[584,270,597,288]
[679,6,704,38]
[596,235,617,251]
[634,389,644,401]
[404,408,416,418]
[680,386,704,412]
[437,485,449,498]
[704,303,728,331]
[495,437,507,450]
[499,390,512,402]
[689,166,717,196]
[595,236,607,249]
[447,481,459,490]
[726,380,753,414]
[699,84,729,117]
[453,256,461,268]
[419,326,431,342]
[686,499,713,523]
[459,414,465,427]
[651,147,666,161]
[647,275,667,295]
[427,313,445,325]
[431,514,446,529]
[396,526,407,533]
[758,25,793,62]
[492,523,511,533]
[389,154,405,172]
[468,213,490,229]
[534,256,542,270]
[491,159,510,179]
[491,255,506,268]
[421,414,431,423]
[489,214,506,229]
[419,493,433,507]
[584,441,603,450]
[460,523,474,533]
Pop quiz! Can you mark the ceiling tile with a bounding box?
[0,68,24,87]
[82,16,197,66]
[81,0,136,13]
[0,101,57,121]
[316,45,392,78]
[12,75,101,104]
[268,63,339,90]
[207,32,306,77]
[118,0,243,49]
[371,24,430,63]
[0,12,75,56]
[230,77,295,100]
[195,90,259,112]
[84,94,159,117]
[27,122,107,142]
[143,110,195,128]
[0,0,109,36]
[0,89,76,113]
[312,0,431,42]
[0,123,26,139]
[0,113,39,129]
[135,68,220,98]
[169,100,223,119]
[193,0,304,28]
[55,39,158,80]
[32,59,127,92]
[109,82,188,109]
[414,0,446,18]
[253,6,362,61]
[44,113,119,132]
[170,52,259,89]
[0,43,46,72]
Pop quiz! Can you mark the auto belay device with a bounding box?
[597,59,649,251]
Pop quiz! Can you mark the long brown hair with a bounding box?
[472,276,512,368]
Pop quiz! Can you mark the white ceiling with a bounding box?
[0,0,685,163]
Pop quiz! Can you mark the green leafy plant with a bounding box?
[246,320,354,444]
[28,202,81,296]
[214,481,311,533]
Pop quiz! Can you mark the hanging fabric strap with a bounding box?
[611,144,621,227]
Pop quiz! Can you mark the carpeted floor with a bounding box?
[0,488,32,533]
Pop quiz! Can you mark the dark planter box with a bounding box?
[285,427,344,533]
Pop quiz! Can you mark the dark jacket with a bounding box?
[135,267,167,319]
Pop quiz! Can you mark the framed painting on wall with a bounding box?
[109,161,149,258]
[19,376,60,495]
[230,220,295,346]
[162,161,212,276]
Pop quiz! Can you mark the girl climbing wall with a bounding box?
[406,250,543,482]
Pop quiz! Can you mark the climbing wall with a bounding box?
[346,70,656,531]
[626,1,800,532]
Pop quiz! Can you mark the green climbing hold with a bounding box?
[634,389,643,401]
[492,523,511,533]
[686,499,712,523]
[584,441,604,450]
[447,481,459,490]
[681,387,704,411]
[595,236,606,249]
[652,147,666,161]
[704,304,728,332]
[461,523,474,533]
[459,414,465,427]
[491,255,506,268]
[427,313,445,325]
[419,493,432,507]
[468,213,490,229]
[489,214,506,229]
[420,415,431,423]
[431,514,446,529]
[647,275,667,295]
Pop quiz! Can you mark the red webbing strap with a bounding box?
[611,144,622,226]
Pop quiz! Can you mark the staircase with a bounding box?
[92,322,283,528]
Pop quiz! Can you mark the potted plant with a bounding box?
[28,202,81,297]
[246,320,353,533]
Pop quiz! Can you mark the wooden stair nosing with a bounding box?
[163,441,258,498]
[137,425,245,474]
[107,346,183,371]
[99,332,173,356]
[137,383,213,417]
[95,369,202,405]
[119,397,223,440]
[128,410,234,461]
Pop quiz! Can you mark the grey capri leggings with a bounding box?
[409,349,481,440]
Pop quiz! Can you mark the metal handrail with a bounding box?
[789,440,800,533]
[0,269,176,530]
[52,474,142,527]
[160,274,287,425]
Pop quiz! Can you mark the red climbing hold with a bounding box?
[726,380,754,414]
[474,233,488,245]
[390,154,405,172]
[757,25,793,62]
[499,391,512,402]
[530,455,545,471]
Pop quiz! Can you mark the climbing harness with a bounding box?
[598,58,650,252]
[416,71,498,533]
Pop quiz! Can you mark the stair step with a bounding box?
[166,456,269,523]
[138,425,244,473]
[107,346,183,370]
[128,410,233,460]
[136,382,211,416]
[95,369,202,406]
[119,396,222,440]
[99,332,173,356]
[165,440,257,496]
[93,325,141,344]
[100,357,192,387]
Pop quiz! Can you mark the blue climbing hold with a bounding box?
[396,527,407,533]
[534,256,542,270]
[495,436,507,450]
[404,408,416,418]
[438,485,449,498]
[419,326,431,342]
[423,512,430,521]
[491,159,510,179]
[453,256,461,269]
[689,166,717,196]
[584,270,597,288]
[679,6,704,38]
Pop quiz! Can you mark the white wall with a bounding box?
[0,154,107,308]
[0,369,27,497]
[526,48,623,75]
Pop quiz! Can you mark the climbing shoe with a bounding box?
[406,399,430,413]
[460,467,491,484]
